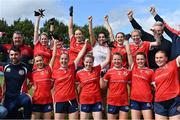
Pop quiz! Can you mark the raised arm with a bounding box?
[100,47,111,69]
[127,10,142,30]
[68,6,74,39]
[150,6,179,39]
[74,39,88,68]
[88,16,96,46]
[127,10,154,41]
[104,15,114,42]
[49,38,57,69]
[34,15,41,45]
[124,40,133,69]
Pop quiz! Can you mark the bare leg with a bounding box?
[142,109,153,120]
[169,114,180,120]
[155,114,168,120]
[43,111,52,119]
[119,111,128,120]
[107,113,117,120]
[69,111,79,120]
[80,112,89,120]
[131,109,141,120]
[31,112,41,120]
[54,113,65,120]
[92,111,102,120]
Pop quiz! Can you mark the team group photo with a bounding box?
[0,0,179,119]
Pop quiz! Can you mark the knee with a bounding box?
[0,106,8,119]
[22,95,32,105]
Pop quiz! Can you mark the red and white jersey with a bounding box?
[76,65,102,104]
[130,41,150,66]
[53,48,68,70]
[152,59,180,102]
[69,36,92,66]
[52,63,76,102]
[103,67,131,106]
[31,65,53,104]
[111,42,127,68]
[131,65,154,102]
[34,41,52,65]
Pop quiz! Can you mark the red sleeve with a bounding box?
[3,44,12,52]
[0,66,3,71]
[164,22,180,36]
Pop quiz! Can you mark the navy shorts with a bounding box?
[130,100,152,110]
[154,96,180,116]
[55,99,78,113]
[80,102,102,113]
[108,104,129,114]
[32,103,53,113]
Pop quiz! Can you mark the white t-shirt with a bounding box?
[92,42,109,67]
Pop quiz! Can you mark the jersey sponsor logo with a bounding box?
[154,72,169,81]
[19,69,25,75]
[5,68,11,72]
[133,74,147,81]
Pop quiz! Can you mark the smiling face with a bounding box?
[60,53,69,68]
[116,33,124,45]
[131,30,141,45]
[40,34,48,46]
[34,55,44,69]
[98,33,106,45]
[9,50,21,65]
[13,33,23,47]
[75,29,83,43]
[155,51,167,67]
[84,55,94,70]
[112,54,122,69]
[136,54,146,68]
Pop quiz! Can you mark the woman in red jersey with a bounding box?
[50,35,68,70]
[33,12,52,65]
[31,39,57,119]
[104,15,129,68]
[101,49,131,119]
[153,50,180,120]
[76,48,110,120]
[129,29,161,66]
[52,39,88,120]
[68,6,92,67]
[129,52,154,119]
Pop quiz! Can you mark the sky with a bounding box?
[0,0,179,39]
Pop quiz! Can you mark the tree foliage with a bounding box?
[0,18,109,47]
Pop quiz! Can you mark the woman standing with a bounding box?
[31,39,57,119]
[52,39,88,120]
[76,48,110,120]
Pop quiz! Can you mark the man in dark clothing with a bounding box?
[1,46,32,119]
[150,6,180,60]
[127,10,172,69]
